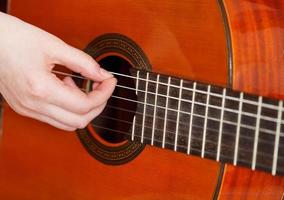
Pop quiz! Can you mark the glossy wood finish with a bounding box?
[0,0,284,199]
[223,0,284,99]
[219,0,284,198]
[219,165,284,200]
[9,0,228,85]
[0,105,220,200]
[0,0,227,199]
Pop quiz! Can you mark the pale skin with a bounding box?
[0,12,117,131]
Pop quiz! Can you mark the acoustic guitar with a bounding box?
[0,0,284,199]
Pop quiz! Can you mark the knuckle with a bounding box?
[81,56,98,75]
[77,103,92,114]
[27,79,48,99]
[77,118,89,129]
[85,55,97,67]
[84,54,92,64]
[90,112,99,120]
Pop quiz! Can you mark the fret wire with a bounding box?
[53,70,284,112]
[92,123,237,160]
[131,71,140,140]
[106,104,278,148]
[54,70,284,145]
[252,96,262,170]
[111,95,281,136]
[111,70,282,110]
[91,121,284,164]
[55,70,284,123]
[69,70,281,171]
[174,79,183,151]
[140,72,149,143]
[98,113,251,154]
[162,77,171,148]
[233,92,244,166]
[202,85,211,158]
[217,88,226,161]
[151,74,160,146]
[115,84,284,124]
[135,71,139,95]
[131,116,136,141]
[96,111,284,162]
[272,100,283,175]
[187,82,196,154]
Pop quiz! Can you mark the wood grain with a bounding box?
[1,0,284,199]
[0,0,228,199]
[219,165,284,200]
[224,0,284,99]
[0,105,220,200]
[218,0,284,198]
[9,0,228,85]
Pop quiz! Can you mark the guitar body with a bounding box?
[0,0,284,199]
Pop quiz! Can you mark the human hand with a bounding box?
[0,12,117,131]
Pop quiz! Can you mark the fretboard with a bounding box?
[93,69,284,176]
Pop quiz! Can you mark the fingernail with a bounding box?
[99,68,113,78]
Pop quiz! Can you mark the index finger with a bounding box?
[46,74,117,114]
[49,40,113,82]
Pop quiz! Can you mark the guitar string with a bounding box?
[112,83,281,124]
[97,106,284,160]
[51,70,284,136]
[98,96,284,162]
[97,99,284,170]
[52,70,281,169]
[109,95,281,136]
[101,104,284,159]
[103,103,279,147]
[89,123,281,170]
[51,70,284,172]
[53,70,284,127]
[53,70,284,137]
[53,70,284,112]
[96,112,284,161]
[91,123,245,163]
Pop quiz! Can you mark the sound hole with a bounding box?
[92,56,137,143]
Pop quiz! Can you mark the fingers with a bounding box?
[46,39,117,114]
[25,74,115,129]
[13,93,107,131]
[31,112,76,131]
[51,42,113,82]
[35,102,107,129]
[46,75,116,114]
[12,104,76,131]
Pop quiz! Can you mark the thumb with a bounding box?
[51,41,113,81]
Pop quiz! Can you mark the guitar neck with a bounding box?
[94,68,284,176]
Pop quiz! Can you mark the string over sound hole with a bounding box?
[93,56,137,143]
[76,33,151,165]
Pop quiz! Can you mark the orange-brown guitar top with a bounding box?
[0,0,284,200]
[0,1,227,199]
